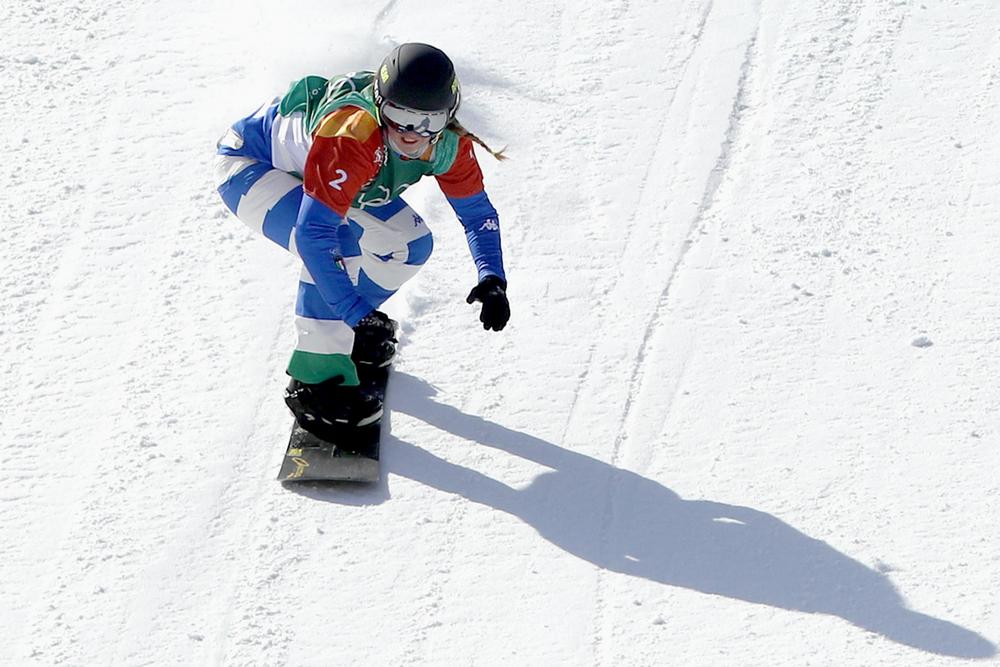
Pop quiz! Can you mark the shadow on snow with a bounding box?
[290,372,995,659]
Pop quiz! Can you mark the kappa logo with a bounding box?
[479,219,500,232]
[412,213,424,227]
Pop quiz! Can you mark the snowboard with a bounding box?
[277,364,390,483]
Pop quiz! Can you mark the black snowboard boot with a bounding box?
[352,310,398,369]
[284,375,383,445]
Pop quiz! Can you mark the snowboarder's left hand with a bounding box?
[466,275,510,331]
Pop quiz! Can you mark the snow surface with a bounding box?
[2,0,999,665]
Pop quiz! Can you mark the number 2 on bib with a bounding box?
[328,169,348,190]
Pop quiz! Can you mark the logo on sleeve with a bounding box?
[479,219,500,232]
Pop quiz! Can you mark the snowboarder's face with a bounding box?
[380,102,447,159]
[384,123,434,159]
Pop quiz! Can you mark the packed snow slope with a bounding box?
[2,0,998,665]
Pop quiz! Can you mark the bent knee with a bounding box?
[214,154,264,212]
[406,231,434,266]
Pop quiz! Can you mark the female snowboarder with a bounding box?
[214,43,509,443]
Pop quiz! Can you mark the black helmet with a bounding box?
[375,43,461,117]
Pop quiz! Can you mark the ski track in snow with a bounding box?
[587,2,763,662]
[3,0,1000,665]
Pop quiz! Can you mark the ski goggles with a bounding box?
[380,102,450,137]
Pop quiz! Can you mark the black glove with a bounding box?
[351,310,398,367]
[466,275,510,331]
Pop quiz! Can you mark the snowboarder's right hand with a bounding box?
[466,275,510,331]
